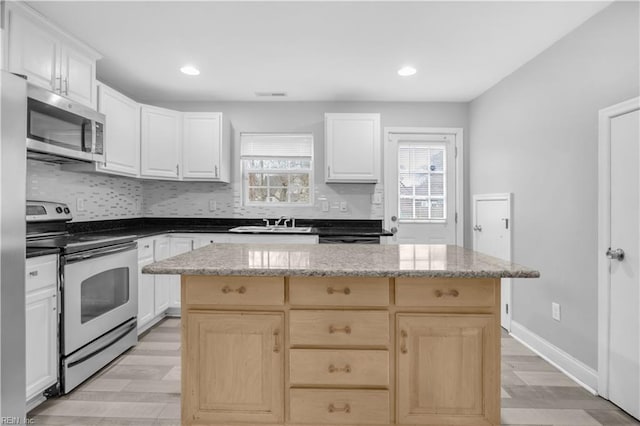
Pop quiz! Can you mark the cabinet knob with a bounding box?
[328,403,350,413]
[273,329,280,353]
[327,286,350,295]
[28,270,38,277]
[328,364,351,373]
[400,329,408,354]
[221,286,246,294]
[434,289,459,298]
[328,325,351,334]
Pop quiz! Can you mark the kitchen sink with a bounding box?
[229,226,314,234]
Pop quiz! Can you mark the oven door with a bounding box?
[62,242,137,355]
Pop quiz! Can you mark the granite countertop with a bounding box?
[143,243,540,278]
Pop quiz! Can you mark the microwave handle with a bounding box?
[81,120,91,153]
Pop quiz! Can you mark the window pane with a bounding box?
[415,200,430,219]
[267,174,289,187]
[249,188,267,202]
[288,160,311,169]
[399,198,413,219]
[414,174,429,196]
[248,173,266,186]
[290,188,309,203]
[247,159,263,169]
[431,174,444,196]
[430,149,444,172]
[268,188,287,202]
[413,148,430,172]
[431,199,445,219]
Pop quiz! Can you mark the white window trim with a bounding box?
[240,133,314,207]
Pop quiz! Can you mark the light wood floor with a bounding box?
[29,318,640,426]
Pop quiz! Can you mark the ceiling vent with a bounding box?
[255,92,287,97]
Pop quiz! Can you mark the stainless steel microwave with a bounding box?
[26,85,105,163]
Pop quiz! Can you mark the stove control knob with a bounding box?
[55,207,63,214]
[63,207,70,214]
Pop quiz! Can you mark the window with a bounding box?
[241,133,313,206]
[398,143,446,221]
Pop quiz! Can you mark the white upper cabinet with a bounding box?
[5,3,99,107]
[140,105,182,179]
[97,83,140,177]
[182,113,230,182]
[325,113,381,183]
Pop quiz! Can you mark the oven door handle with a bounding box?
[67,320,136,368]
[64,242,137,263]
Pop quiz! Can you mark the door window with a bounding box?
[80,267,130,323]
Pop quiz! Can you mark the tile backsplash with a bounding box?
[26,160,383,221]
[142,180,384,220]
[27,160,143,221]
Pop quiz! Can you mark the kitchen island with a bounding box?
[143,243,539,426]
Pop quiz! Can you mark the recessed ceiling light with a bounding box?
[180,65,200,76]
[398,66,417,77]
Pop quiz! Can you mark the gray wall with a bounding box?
[148,101,469,221]
[469,1,639,369]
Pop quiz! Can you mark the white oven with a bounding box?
[61,241,137,392]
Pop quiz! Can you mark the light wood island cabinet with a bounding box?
[143,243,539,426]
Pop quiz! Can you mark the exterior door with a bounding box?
[185,312,284,423]
[385,130,462,245]
[396,314,497,425]
[601,99,640,419]
[473,194,512,331]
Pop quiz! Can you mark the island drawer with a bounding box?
[290,310,389,347]
[289,389,390,424]
[289,349,389,386]
[395,277,496,307]
[289,277,389,306]
[184,276,284,306]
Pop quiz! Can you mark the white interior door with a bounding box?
[473,194,512,331]
[384,130,462,245]
[607,106,640,419]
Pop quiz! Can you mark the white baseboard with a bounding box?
[510,321,598,394]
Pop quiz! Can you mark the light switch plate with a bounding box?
[339,201,348,212]
[76,198,86,212]
[552,302,561,321]
[209,200,217,212]
[321,200,329,212]
[372,193,382,204]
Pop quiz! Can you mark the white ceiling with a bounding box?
[27,1,611,103]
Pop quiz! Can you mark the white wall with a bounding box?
[469,1,639,369]
[146,101,468,220]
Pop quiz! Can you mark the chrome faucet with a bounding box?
[274,216,295,227]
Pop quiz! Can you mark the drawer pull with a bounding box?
[328,403,351,413]
[273,329,280,353]
[329,325,351,334]
[221,286,246,294]
[143,244,150,249]
[328,364,352,373]
[327,286,351,295]
[434,289,459,298]
[400,329,408,354]
[28,270,38,277]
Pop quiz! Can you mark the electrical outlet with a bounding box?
[339,201,348,212]
[321,200,329,212]
[552,302,561,321]
[76,198,86,212]
[209,200,217,212]
[372,193,382,204]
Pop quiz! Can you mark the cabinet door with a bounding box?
[137,259,155,331]
[185,312,284,423]
[7,8,58,91]
[168,238,193,308]
[182,113,224,181]
[396,314,498,425]
[97,83,140,176]
[140,105,182,179]
[25,287,57,401]
[153,238,172,315]
[325,113,380,182]
[60,45,96,107]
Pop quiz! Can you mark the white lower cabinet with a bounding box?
[137,237,155,331]
[25,254,58,407]
[153,237,172,315]
[168,237,194,308]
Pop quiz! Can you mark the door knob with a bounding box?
[391,216,397,222]
[473,225,483,231]
[390,227,398,234]
[606,248,625,261]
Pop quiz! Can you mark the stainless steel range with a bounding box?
[26,200,138,394]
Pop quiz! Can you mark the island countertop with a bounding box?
[142,243,539,278]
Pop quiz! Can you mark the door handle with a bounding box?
[473,225,483,232]
[606,248,625,261]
